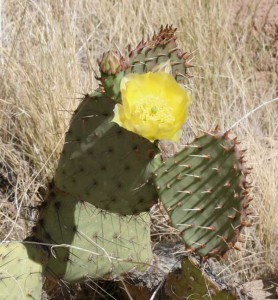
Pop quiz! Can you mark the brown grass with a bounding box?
[0,0,277,287]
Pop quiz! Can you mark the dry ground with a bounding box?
[0,0,277,296]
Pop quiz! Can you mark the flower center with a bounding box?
[133,97,174,123]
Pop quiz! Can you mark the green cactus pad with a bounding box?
[97,25,192,101]
[127,25,192,83]
[0,242,47,300]
[54,92,159,215]
[152,132,250,258]
[34,189,152,282]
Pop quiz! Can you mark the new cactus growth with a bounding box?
[97,51,128,101]
[0,26,251,299]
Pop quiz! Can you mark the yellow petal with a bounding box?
[112,72,191,142]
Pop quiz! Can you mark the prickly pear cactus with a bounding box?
[151,131,250,258]
[54,92,159,215]
[0,242,48,300]
[98,25,192,101]
[0,25,252,300]
[33,188,152,282]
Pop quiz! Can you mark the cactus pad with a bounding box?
[0,242,47,300]
[127,25,192,83]
[97,25,192,100]
[54,92,159,215]
[152,132,250,258]
[34,189,152,282]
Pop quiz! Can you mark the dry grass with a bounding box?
[0,0,277,288]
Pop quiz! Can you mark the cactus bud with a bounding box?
[98,50,128,75]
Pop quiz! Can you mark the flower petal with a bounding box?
[112,72,191,142]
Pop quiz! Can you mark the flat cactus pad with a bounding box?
[0,242,47,300]
[152,132,250,258]
[55,93,159,215]
[33,189,153,282]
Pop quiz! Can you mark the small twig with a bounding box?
[150,278,165,300]
[224,97,278,132]
[120,279,133,300]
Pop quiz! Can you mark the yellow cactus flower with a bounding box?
[112,72,191,142]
